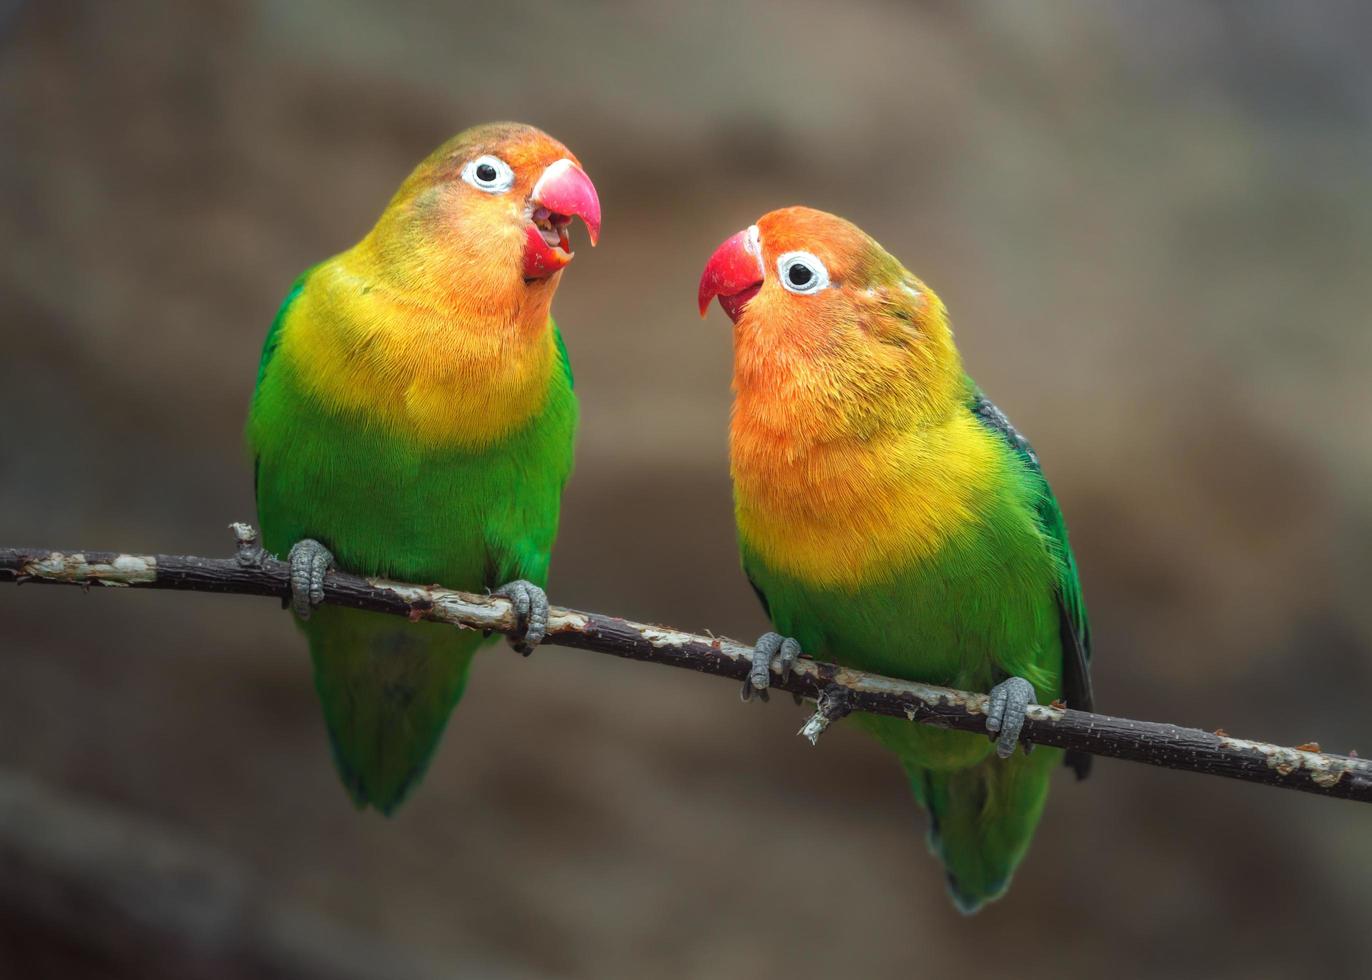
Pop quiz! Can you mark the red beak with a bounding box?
[697,225,765,321]
[523,159,602,279]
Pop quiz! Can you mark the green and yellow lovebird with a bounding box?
[247,122,600,813]
[698,207,1092,911]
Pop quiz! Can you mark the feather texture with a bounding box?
[725,207,1092,910]
[247,123,581,812]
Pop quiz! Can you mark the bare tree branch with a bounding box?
[2,524,1369,804]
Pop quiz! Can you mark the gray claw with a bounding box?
[287,539,333,621]
[493,580,548,655]
[985,676,1036,759]
[776,636,801,683]
[742,632,802,703]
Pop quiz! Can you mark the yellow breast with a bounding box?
[732,411,1005,588]
[278,255,557,448]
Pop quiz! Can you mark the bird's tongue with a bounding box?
[523,224,573,279]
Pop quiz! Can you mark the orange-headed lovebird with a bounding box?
[248,123,600,813]
[699,207,1092,911]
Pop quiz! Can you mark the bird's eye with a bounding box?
[462,154,515,194]
[776,251,830,295]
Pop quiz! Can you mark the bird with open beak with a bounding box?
[248,122,600,813]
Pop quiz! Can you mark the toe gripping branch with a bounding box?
[742,632,803,703]
[286,539,334,621]
[491,580,549,656]
[986,676,1037,759]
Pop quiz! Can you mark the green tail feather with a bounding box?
[304,606,481,815]
[905,745,1061,914]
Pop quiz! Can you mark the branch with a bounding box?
[2,525,1369,804]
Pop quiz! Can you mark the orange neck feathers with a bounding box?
[279,246,561,449]
[729,263,993,586]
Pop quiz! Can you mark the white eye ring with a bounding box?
[776,251,830,295]
[461,154,516,194]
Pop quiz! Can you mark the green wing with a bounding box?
[251,271,311,498]
[248,282,576,814]
[969,387,1093,778]
[553,319,574,391]
[255,271,309,388]
[250,268,474,814]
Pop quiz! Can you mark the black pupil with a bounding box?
[476,163,498,182]
[788,263,814,287]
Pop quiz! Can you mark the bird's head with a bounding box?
[366,122,600,303]
[698,206,963,433]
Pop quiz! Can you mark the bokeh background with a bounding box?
[3,1,1371,977]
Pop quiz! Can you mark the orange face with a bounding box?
[698,206,912,327]
[699,206,963,436]
[369,121,601,299]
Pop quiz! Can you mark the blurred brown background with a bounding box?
[3,1,1371,977]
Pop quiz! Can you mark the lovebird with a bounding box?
[698,207,1092,911]
[247,122,600,813]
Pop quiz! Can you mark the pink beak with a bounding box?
[523,159,602,279]
[697,225,765,321]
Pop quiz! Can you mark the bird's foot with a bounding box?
[287,538,333,621]
[493,579,548,656]
[741,631,802,703]
[985,676,1036,758]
